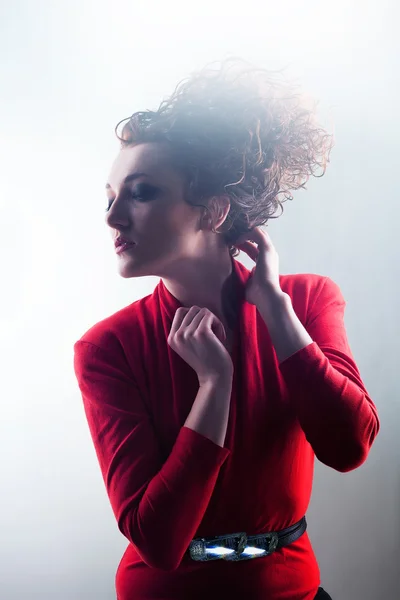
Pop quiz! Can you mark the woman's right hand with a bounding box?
[167,306,233,385]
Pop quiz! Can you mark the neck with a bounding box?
[161,250,237,329]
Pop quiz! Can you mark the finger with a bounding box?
[201,312,226,342]
[184,307,208,333]
[169,306,195,337]
[250,226,271,248]
[180,306,206,331]
[236,240,259,262]
[236,226,270,247]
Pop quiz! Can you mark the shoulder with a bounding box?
[73,292,155,356]
[279,272,345,321]
[280,272,343,296]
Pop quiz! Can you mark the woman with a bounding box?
[73,59,379,600]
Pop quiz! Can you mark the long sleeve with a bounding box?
[278,276,380,472]
[73,339,230,571]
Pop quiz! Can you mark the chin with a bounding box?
[116,252,169,279]
[118,267,143,278]
[117,261,152,279]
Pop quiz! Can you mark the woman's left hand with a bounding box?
[234,226,283,306]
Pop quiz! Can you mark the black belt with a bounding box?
[189,516,307,562]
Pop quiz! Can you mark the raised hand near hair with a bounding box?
[168,306,233,386]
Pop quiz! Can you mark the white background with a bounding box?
[1,1,398,598]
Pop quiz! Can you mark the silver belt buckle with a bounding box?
[189,530,279,562]
[189,531,247,562]
[244,532,279,559]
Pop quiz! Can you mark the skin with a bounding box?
[105,142,239,345]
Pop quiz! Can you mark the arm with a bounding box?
[184,375,233,447]
[73,340,231,571]
[256,276,380,472]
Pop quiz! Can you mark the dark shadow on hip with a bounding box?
[315,588,333,599]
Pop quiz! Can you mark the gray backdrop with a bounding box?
[1,1,397,599]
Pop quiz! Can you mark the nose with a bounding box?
[105,196,130,230]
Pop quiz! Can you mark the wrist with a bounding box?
[198,371,233,388]
[255,287,289,313]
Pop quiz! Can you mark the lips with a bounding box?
[115,241,136,255]
[115,236,135,248]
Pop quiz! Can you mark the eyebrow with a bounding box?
[105,172,148,190]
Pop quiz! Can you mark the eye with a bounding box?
[131,183,158,201]
[105,184,158,212]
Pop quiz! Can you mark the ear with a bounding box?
[206,195,231,231]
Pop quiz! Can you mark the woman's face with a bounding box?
[105,142,205,279]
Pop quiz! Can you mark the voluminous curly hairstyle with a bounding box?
[115,58,333,258]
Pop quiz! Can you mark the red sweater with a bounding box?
[73,257,379,600]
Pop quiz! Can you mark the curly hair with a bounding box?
[115,58,333,258]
